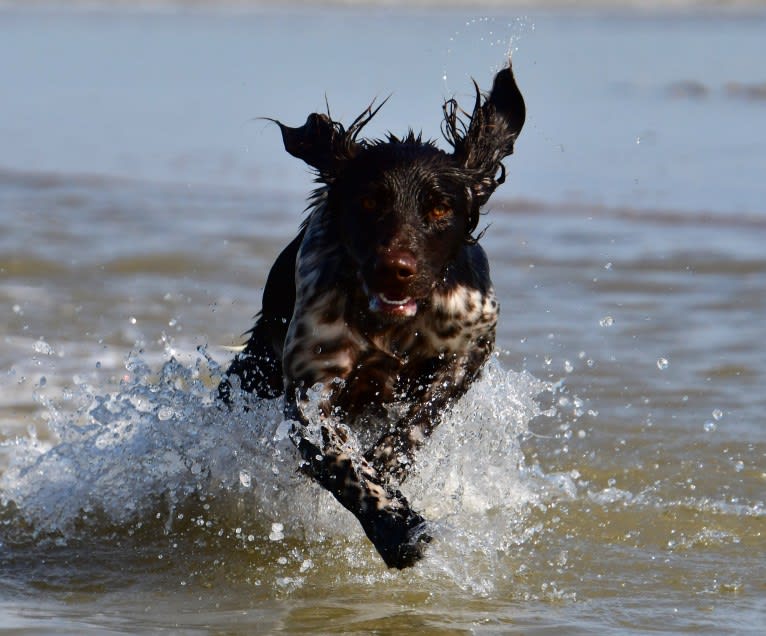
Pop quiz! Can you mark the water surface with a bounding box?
[1,4,765,634]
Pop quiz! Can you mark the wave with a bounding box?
[2,343,762,602]
[0,348,551,591]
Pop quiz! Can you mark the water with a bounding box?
[1,3,765,634]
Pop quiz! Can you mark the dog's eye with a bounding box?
[361,196,377,211]
[428,204,452,222]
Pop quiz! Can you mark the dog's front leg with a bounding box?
[366,341,493,482]
[284,389,431,569]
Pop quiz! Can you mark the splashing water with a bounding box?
[0,348,549,591]
[441,16,534,93]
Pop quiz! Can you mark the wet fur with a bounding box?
[219,63,525,568]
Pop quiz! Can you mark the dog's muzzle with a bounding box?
[362,249,420,319]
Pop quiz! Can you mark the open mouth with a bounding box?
[368,292,418,318]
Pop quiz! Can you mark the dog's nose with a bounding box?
[382,250,417,283]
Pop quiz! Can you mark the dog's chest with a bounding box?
[368,285,498,360]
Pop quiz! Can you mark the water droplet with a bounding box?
[273,420,291,441]
[38,376,47,387]
[239,470,252,488]
[564,360,574,373]
[712,409,723,421]
[157,406,174,421]
[604,262,613,270]
[657,357,669,370]
[599,316,614,327]
[129,316,137,325]
[33,339,55,355]
[703,421,717,432]
[269,522,285,541]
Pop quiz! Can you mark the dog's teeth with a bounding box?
[380,293,411,306]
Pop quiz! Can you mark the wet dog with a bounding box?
[219,62,525,568]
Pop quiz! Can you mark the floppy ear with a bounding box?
[444,61,526,206]
[275,113,352,176]
[274,101,386,179]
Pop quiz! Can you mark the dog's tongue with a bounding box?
[368,292,418,318]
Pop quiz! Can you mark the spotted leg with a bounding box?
[284,389,431,569]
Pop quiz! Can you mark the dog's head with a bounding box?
[276,63,525,322]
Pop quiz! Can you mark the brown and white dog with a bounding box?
[219,63,525,568]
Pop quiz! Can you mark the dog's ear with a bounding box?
[445,62,526,207]
[275,101,386,177]
[275,113,356,175]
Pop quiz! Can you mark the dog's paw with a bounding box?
[363,509,433,569]
[392,520,433,569]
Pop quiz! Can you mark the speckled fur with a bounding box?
[219,63,525,569]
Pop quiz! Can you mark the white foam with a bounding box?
[0,349,551,589]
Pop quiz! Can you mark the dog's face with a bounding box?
[274,64,525,322]
[330,144,471,320]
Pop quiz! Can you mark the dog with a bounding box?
[219,62,525,569]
